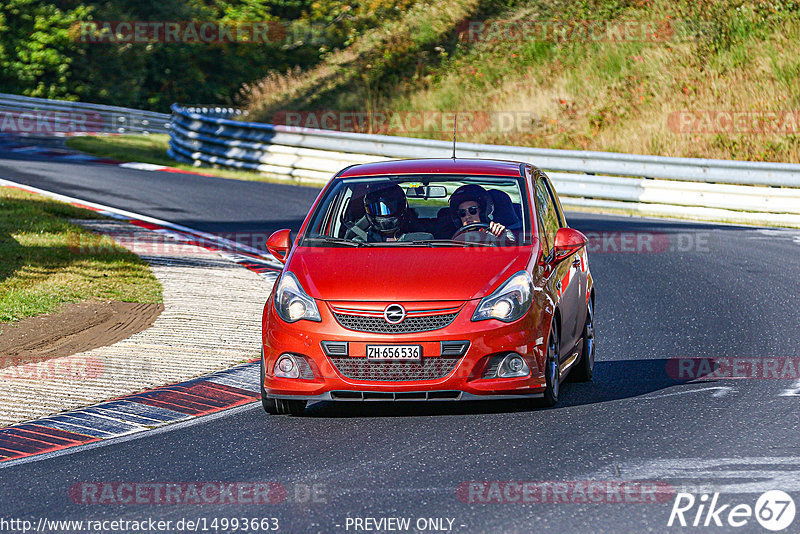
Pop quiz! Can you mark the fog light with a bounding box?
[497,353,530,378]
[274,354,300,378]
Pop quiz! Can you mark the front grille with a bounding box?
[329,357,461,381]
[332,312,459,334]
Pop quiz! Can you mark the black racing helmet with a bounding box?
[449,184,494,226]
[363,183,408,236]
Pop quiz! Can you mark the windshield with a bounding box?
[300,175,531,247]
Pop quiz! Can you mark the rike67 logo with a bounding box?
[668,491,796,531]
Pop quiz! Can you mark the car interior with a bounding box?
[310,178,526,245]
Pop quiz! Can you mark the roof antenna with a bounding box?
[451,113,457,160]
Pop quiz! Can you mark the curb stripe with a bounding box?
[79,407,166,427]
[0,433,66,454]
[173,382,259,402]
[0,428,80,447]
[132,391,228,414]
[37,418,118,438]
[17,424,96,442]
[90,401,189,424]
[48,412,142,435]
[0,362,261,464]
[12,426,90,445]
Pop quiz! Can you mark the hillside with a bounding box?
[240,0,800,163]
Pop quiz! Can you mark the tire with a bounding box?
[569,299,595,382]
[260,352,279,414]
[538,323,560,407]
[274,398,307,416]
[260,350,307,416]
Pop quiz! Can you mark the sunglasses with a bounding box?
[458,206,480,218]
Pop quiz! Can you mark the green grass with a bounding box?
[65,135,320,187]
[67,135,176,167]
[0,187,162,323]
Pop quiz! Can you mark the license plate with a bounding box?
[366,345,422,362]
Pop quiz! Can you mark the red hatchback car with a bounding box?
[261,159,594,415]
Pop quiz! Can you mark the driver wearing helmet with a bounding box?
[354,183,414,242]
[449,184,514,242]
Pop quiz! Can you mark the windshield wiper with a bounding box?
[304,236,369,247]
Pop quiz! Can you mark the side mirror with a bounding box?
[266,229,292,263]
[553,227,588,262]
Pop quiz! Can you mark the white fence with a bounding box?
[168,104,800,227]
[0,93,170,135]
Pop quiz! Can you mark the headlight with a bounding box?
[472,271,533,322]
[274,272,321,323]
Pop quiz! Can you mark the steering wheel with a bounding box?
[452,222,497,242]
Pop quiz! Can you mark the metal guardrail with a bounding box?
[0,93,171,135]
[169,104,800,228]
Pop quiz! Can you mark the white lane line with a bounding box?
[586,457,800,494]
[779,379,800,397]
[639,386,734,400]
[119,162,168,171]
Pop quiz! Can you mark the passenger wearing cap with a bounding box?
[449,184,514,242]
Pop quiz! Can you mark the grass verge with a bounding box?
[0,187,162,323]
[65,135,321,187]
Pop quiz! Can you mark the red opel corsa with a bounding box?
[261,159,595,415]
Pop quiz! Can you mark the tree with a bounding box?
[0,0,91,99]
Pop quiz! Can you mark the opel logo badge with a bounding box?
[384,304,406,324]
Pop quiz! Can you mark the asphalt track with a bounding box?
[2,142,800,533]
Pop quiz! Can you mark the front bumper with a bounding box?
[269,390,544,401]
[262,298,548,401]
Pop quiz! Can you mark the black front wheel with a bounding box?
[539,324,560,407]
[569,300,595,382]
[273,398,307,416]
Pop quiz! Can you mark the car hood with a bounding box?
[285,246,534,302]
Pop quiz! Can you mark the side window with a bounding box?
[542,174,567,228]
[534,174,559,257]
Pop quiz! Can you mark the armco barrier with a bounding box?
[0,93,170,135]
[168,104,800,227]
